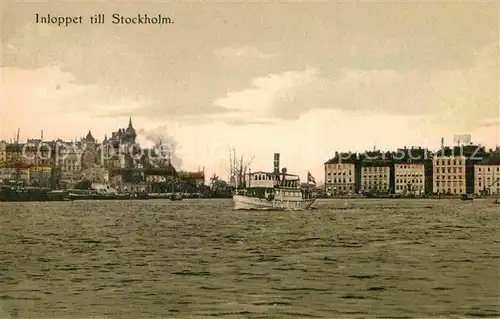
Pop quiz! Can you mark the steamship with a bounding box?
[232,153,316,211]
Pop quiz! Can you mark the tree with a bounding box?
[226,146,255,188]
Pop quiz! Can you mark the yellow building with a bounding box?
[474,156,500,195]
[394,163,425,195]
[324,152,357,195]
[325,163,356,194]
[433,155,466,194]
[361,165,390,193]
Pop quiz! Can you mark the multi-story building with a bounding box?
[324,152,357,195]
[360,151,391,193]
[461,144,489,194]
[474,156,500,195]
[21,139,53,167]
[5,143,23,163]
[392,147,427,195]
[60,142,82,182]
[394,163,425,195]
[432,147,466,194]
[102,117,138,169]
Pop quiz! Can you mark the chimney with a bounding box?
[41,130,43,141]
[441,137,444,149]
[273,153,280,174]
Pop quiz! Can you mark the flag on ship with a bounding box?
[307,171,316,185]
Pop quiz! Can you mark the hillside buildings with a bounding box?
[0,118,205,188]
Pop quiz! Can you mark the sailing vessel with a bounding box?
[232,153,316,211]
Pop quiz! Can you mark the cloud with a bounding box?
[205,39,498,126]
[0,66,139,112]
[477,119,500,129]
[96,103,235,119]
[271,68,434,120]
[214,46,274,60]
[207,67,318,124]
[202,66,433,124]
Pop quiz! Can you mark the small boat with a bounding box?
[170,193,183,201]
[93,193,131,200]
[461,194,474,201]
[232,153,316,211]
[130,192,149,200]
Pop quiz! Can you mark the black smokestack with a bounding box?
[274,153,280,174]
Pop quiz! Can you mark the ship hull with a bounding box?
[0,189,71,202]
[232,195,316,211]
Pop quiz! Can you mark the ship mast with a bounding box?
[15,128,21,187]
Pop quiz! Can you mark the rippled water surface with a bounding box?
[1,199,499,318]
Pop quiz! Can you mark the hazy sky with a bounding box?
[1,1,499,182]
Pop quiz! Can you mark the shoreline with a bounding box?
[319,196,500,200]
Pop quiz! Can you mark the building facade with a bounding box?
[359,151,391,193]
[360,165,391,193]
[474,156,500,195]
[432,154,466,194]
[324,152,357,195]
[394,163,425,195]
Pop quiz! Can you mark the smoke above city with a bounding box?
[137,127,182,169]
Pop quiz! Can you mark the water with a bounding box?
[0,199,499,318]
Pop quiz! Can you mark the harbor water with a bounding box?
[0,199,499,318]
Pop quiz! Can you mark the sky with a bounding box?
[1,1,499,183]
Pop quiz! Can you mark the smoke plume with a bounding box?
[137,127,182,169]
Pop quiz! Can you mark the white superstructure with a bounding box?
[232,153,316,211]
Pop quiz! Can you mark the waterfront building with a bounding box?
[360,151,391,193]
[432,147,466,194]
[5,143,23,163]
[392,147,427,195]
[394,163,425,195]
[22,139,53,167]
[474,155,500,195]
[324,152,357,195]
[59,142,82,182]
[460,144,489,194]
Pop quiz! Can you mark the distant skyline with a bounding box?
[1,1,499,181]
